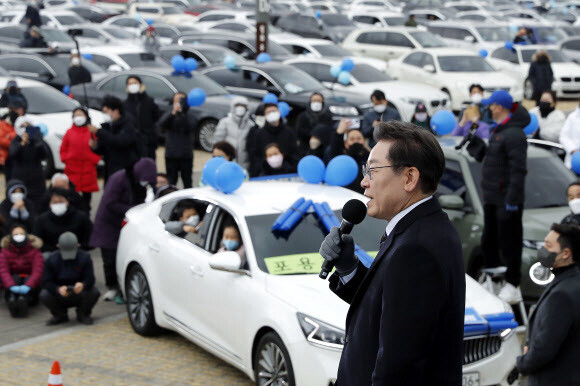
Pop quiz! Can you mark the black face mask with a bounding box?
[7,87,17,95]
[538,246,559,268]
[347,142,369,161]
[538,102,554,118]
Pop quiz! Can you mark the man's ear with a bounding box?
[563,247,573,261]
[403,167,420,192]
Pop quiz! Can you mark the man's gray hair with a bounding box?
[51,173,69,185]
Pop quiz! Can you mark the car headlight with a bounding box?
[529,261,555,286]
[401,97,424,105]
[297,312,345,349]
[328,105,359,116]
[523,240,544,250]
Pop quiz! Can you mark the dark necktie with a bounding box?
[380,232,387,249]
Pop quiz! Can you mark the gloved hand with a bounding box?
[9,286,21,294]
[319,227,358,276]
[19,285,31,294]
[505,204,519,212]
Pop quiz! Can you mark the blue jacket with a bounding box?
[361,107,401,148]
[329,198,465,385]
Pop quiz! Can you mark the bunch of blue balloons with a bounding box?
[224,55,237,69]
[257,53,272,63]
[202,157,246,194]
[170,55,198,73]
[298,155,358,186]
[329,58,355,86]
[430,110,456,135]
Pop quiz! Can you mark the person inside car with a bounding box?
[165,200,203,238]
[217,221,246,266]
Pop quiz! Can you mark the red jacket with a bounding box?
[60,125,101,193]
[0,234,44,289]
[0,120,16,165]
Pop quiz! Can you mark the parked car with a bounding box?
[117,180,522,386]
[102,15,150,36]
[347,11,407,27]
[560,36,580,63]
[69,68,233,151]
[0,25,77,51]
[67,24,141,47]
[488,45,580,99]
[158,44,245,69]
[275,12,357,43]
[407,8,456,24]
[512,23,569,44]
[0,9,86,29]
[389,48,522,111]
[79,46,171,71]
[138,23,198,45]
[64,4,120,23]
[427,22,514,53]
[128,2,195,25]
[192,9,254,23]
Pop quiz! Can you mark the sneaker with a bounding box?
[76,311,94,325]
[114,294,125,305]
[498,282,523,305]
[16,296,28,318]
[46,314,69,326]
[103,289,117,301]
[7,294,19,318]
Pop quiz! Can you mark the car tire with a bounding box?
[197,119,217,152]
[524,79,534,100]
[441,88,452,110]
[253,332,295,386]
[125,264,162,336]
[41,141,55,178]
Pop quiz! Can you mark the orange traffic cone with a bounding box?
[48,361,62,386]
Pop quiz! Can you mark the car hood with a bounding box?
[523,206,570,241]
[552,62,580,76]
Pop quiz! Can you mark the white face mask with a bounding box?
[310,102,323,112]
[266,111,281,123]
[570,198,580,215]
[471,93,483,105]
[373,104,387,113]
[127,83,140,94]
[10,192,24,203]
[71,57,80,66]
[415,113,428,122]
[309,137,321,149]
[267,154,284,169]
[13,234,26,243]
[234,105,246,117]
[255,116,266,128]
[101,113,112,123]
[50,203,68,216]
[73,116,87,126]
[185,215,200,227]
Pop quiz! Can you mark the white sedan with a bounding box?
[389,48,523,111]
[117,181,521,386]
[284,57,450,121]
[0,76,106,174]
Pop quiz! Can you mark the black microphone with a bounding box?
[319,199,367,279]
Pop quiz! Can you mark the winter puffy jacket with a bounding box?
[529,106,566,144]
[0,234,43,289]
[60,124,101,192]
[0,120,16,165]
[123,91,161,151]
[482,105,529,206]
[8,132,47,207]
[213,96,251,169]
[295,106,334,155]
[159,108,195,160]
[0,179,37,232]
[43,249,95,295]
[33,206,92,252]
[247,121,299,177]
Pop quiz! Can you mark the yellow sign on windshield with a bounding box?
[264,251,379,275]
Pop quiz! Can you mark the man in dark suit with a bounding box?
[515,223,580,385]
[320,121,465,385]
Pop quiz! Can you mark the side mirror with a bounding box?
[423,64,435,73]
[108,64,123,72]
[209,251,248,275]
[266,85,281,96]
[439,194,464,210]
[464,35,475,43]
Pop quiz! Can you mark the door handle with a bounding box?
[190,265,204,277]
[148,244,160,253]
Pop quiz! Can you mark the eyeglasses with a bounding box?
[362,164,407,180]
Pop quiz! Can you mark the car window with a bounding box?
[208,208,247,265]
[136,6,160,13]
[149,27,176,38]
[203,68,243,87]
[294,62,336,83]
[350,63,391,82]
[140,75,174,98]
[312,44,352,57]
[353,15,378,24]
[159,48,180,62]
[199,14,235,22]
[210,22,250,32]
[79,28,103,39]
[356,31,387,44]
[520,49,569,63]
[320,14,355,26]
[459,14,486,21]
[438,55,494,71]
[475,27,512,42]
[300,15,320,29]
[99,74,129,93]
[422,53,435,67]
[562,39,580,50]
[0,57,48,74]
[408,31,445,47]
[384,17,405,26]
[54,15,84,25]
[285,44,311,55]
[402,52,424,67]
[436,159,472,210]
[119,53,167,68]
[385,32,414,48]
[112,18,141,28]
[160,198,214,250]
[20,86,79,114]
[491,47,519,64]
[91,54,117,69]
[103,27,135,40]
[0,27,23,42]
[242,69,275,90]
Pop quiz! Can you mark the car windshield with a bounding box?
[161,6,182,14]
[119,53,168,68]
[176,25,197,33]
[438,56,495,71]
[311,44,352,57]
[351,63,392,82]
[520,49,569,63]
[168,72,228,96]
[469,155,575,209]
[45,55,105,74]
[247,211,385,275]
[40,29,74,43]
[103,27,135,39]
[476,26,513,42]
[409,31,446,47]
[54,14,85,25]
[197,47,243,64]
[20,86,79,114]
[533,27,567,44]
[267,66,323,94]
[384,16,406,26]
[320,14,355,26]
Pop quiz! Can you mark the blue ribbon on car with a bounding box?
[464,308,518,337]
[272,198,314,232]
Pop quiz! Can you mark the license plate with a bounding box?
[462,372,479,386]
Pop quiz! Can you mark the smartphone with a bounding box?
[348,118,361,129]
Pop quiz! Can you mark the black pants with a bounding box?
[165,157,193,189]
[482,204,523,286]
[81,192,92,213]
[40,287,100,317]
[101,248,118,289]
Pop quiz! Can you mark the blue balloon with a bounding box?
[256,52,271,63]
[325,155,358,186]
[430,110,456,135]
[338,71,351,85]
[146,18,154,25]
[202,157,227,188]
[37,122,48,137]
[82,53,92,60]
[278,101,290,118]
[341,58,355,72]
[171,55,186,72]
[224,55,237,69]
[505,41,514,50]
[185,57,198,72]
[298,155,325,184]
[572,152,580,175]
[134,13,142,22]
[62,85,70,95]
[524,112,539,135]
[187,88,206,107]
[478,49,488,58]
[330,64,341,78]
[263,93,278,104]
[215,161,245,194]
[315,11,321,19]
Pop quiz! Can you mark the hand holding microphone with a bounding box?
[319,227,358,278]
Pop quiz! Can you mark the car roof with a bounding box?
[273,36,335,45]
[81,46,148,54]
[352,26,425,34]
[0,75,50,88]
[284,57,374,66]
[421,47,480,55]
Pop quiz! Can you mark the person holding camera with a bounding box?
[40,232,100,326]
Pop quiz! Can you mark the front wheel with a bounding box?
[197,119,217,152]
[125,264,162,336]
[253,332,295,386]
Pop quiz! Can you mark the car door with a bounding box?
[350,31,389,59]
[398,51,425,80]
[94,73,129,108]
[0,26,23,46]
[203,67,246,95]
[301,15,324,38]
[384,32,415,59]
[90,54,119,71]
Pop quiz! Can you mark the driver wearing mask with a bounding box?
[165,201,203,239]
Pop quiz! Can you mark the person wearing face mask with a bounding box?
[361,90,401,148]
[33,189,92,255]
[159,92,196,188]
[529,91,565,143]
[89,96,140,182]
[20,26,47,49]
[514,223,580,385]
[0,80,28,110]
[60,108,101,212]
[41,232,100,326]
[528,51,554,105]
[90,158,156,303]
[67,50,91,87]
[410,104,432,132]
[7,115,47,209]
[559,98,580,169]
[217,222,246,265]
[457,85,493,126]
[142,26,160,53]
[452,105,490,139]
[562,182,580,226]
[213,96,251,170]
[0,99,23,172]
[123,76,161,160]
[0,180,36,231]
[165,201,203,238]
[248,103,298,177]
[478,90,529,305]
[0,224,43,318]
[259,143,296,176]
[307,124,332,159]
[296,92,334,155]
